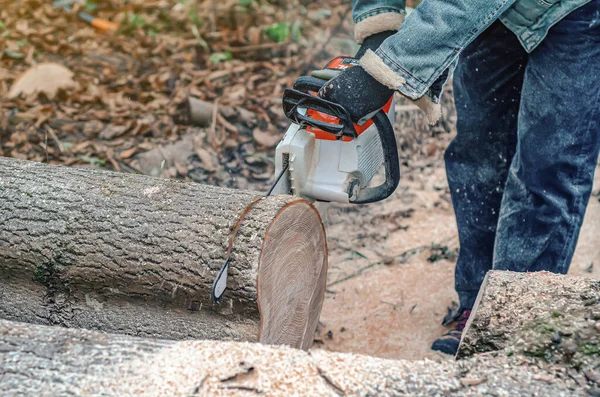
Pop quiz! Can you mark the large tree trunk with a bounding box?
[458,270,600,365]
[0,318,584,396]
[0,157,328,349]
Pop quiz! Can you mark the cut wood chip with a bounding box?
[100,123,132,140]
[253,128,282,148]
[8,63,77,99]
[460,377,486,386]
[118,147,138,160]
[193,135,216,172]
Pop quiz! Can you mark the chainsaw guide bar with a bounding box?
[211,164,290,303]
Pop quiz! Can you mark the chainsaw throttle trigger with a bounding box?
[349,110,400,204]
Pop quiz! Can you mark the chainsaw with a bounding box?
[211,56,400,302]
[269,56,400,204]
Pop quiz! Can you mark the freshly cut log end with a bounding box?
[257,201,328,350]
[0,157,328,350]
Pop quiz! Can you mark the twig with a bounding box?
[209,98,219,148]
[221,385,263,393]
[45,124,63,153]
[118,161,143,175]
[328,236,457,288]
[381,300,402,310]
[567,370,586,388]
[190,24,209,52]
[328,245,427,287]
[44,127,48,162]
[191,375,208,395]
[314,365,345,396]
[328,261,381,287]
[105,149,121,172]
[224,42,285,53]
[216,112,238,134]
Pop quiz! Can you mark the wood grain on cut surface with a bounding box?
[258,201,328,350]
[0,157,327,348]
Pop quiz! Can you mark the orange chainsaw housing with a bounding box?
[306,56,394,142]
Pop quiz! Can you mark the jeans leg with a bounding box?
[493,2,600,273]
[446,21,527,309]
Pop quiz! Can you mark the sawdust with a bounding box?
[0,318,587,396]
[316,164,458,361]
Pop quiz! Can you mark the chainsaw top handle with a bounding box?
[282,75,399,204]
[282,76,358,139]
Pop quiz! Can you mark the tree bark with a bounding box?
[458,270,600,363]
[0,318,583,397]
[0,157,327,349]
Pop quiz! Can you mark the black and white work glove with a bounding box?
[318,65,394,124]
[318,31,395,124]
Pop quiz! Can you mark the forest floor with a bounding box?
[1,0,599,363]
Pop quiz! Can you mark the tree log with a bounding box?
[0,318,584,396]
[458,270,600,369]
[0,157,327,349]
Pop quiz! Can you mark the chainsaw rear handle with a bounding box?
[349,110,400,204]
[282,76,358,139]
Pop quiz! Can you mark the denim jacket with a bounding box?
[352,0,592,104]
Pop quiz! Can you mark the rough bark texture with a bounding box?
[459,271,600,377]
[0,319,587,396]
[0,157,327,347]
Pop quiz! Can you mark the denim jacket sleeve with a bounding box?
[359,0,518,101]
[352,0,406,43]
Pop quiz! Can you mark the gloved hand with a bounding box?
[318,64,394,124]
[319,49,445,125]
[355,31,395,58]
[318,31,396,124]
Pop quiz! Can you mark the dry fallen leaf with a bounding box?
[8,63,77,99]
[253,128,281,148]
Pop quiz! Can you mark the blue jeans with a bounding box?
[447,2,600,310]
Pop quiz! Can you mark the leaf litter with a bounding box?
[0,0,363,189]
